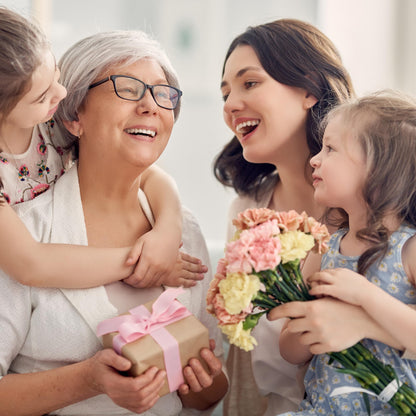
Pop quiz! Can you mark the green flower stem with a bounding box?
[241,261,416,415]
[254,291,279,309]
[278,264,303,298]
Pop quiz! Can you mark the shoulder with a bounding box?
[181,206,208,255]
[402,231,416,285]
[229,192,272,216]
[13,187,54,242]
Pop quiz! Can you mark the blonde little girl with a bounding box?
[274,90,416,415]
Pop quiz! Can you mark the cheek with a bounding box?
[223,109,233,130]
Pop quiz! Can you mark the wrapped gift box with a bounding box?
[97,288,210,397]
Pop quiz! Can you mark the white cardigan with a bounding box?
[0,166,223,416]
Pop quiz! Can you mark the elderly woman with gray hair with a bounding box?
[0,30,227,415]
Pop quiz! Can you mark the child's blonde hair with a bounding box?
[324,90,416,274]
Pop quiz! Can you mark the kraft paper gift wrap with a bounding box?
[96,287,210,397]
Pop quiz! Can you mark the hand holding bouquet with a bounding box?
[207,208,416,415]
[206,208,328,351]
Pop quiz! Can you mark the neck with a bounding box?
[0,124,33,154]
[77,153,143,210]
[77,153,151,248]
[270,157,324,220]
[341,208,401,256]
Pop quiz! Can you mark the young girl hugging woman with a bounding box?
[0,6,206,289]
[276,90,416,415]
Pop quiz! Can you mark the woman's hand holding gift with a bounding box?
[86,349,166,413]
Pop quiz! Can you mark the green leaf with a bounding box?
[243,312,265,330]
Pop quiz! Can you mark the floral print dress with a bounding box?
[0,120,72,205]
[281,226,416,416]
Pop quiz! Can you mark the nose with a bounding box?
[223,90,244,116]
[51,83,67,106]
[310,152,321,168]
[136,88,158,114]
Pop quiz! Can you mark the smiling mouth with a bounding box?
[236,120,259,137]
[125,128,156,138]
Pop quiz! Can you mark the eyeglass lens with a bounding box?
[113,76,180,109]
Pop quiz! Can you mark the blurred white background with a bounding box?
[3,0,416,270]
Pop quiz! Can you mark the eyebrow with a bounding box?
[220,66,262,88]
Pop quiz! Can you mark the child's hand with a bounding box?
[124,243,207,289]
[161,251,207,288]
[124,230,180,288]
[308,268,371,306]
[268,298,369,353]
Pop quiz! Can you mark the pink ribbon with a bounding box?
[96,287,191,392]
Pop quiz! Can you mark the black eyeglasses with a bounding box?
[88,75,182,110]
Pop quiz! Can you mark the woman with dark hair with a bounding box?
[214,19,354,416]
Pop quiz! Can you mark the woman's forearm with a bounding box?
[0,361,95,416]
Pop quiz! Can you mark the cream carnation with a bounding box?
[279,230,315,263]
[219,272,260,314]
[220,322,258,351]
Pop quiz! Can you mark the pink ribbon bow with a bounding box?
[96,287,191,392]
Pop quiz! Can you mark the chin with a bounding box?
[242,151,269,165]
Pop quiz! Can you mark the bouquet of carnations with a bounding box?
[206,208,416,416]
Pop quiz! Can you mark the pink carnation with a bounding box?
[300,212,330,254]
[275,210,304,232]
[206,258,228,313]
[232,208,279,231]
[225,220,281,273]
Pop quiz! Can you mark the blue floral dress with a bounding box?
[280,226,416,416]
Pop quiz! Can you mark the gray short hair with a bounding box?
[55,30,181,145]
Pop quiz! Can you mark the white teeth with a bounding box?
[125,128,156,137]
[236,120,259,133]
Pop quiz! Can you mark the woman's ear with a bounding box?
[63,119,83,138]
[304,92,318,110]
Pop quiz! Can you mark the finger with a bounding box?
[183,364,205,392]
[178,278,197,288]
[178,383,190,396]
[125,240,144,266]
[181,269,205,282]
[132,368,166,394]
[309,284,336,298]
[179,252,202,265]
[200,348,222,377]
[285,318,312,335]
[267,302,307,321]
[209,339,216,351]
[183,262,208,274]
[99,348,132,372]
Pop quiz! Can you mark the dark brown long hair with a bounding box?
[213,19,354,200]
[324,90,416,274]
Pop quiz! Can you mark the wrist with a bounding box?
[82,357,102,397]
